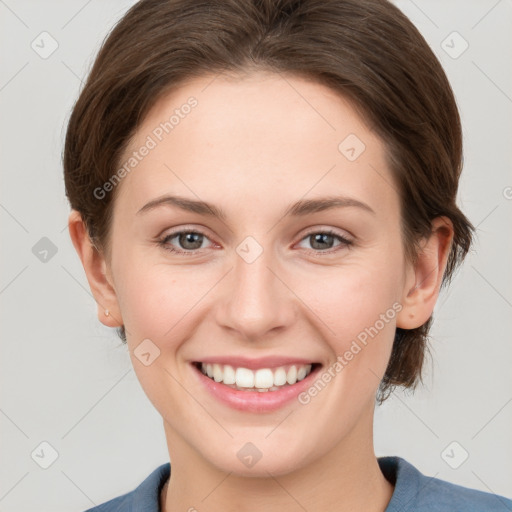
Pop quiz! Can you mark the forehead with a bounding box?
[114,71,398,220]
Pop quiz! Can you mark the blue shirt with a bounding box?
[84,456,512,511]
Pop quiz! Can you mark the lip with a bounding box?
[191,361,322,413]
[196,356,317,370]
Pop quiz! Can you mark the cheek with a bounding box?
[307,260,402,340]
[113,247,209,342]
[128,279,190,342]
[300,254,402,386]
[115,261,207,405]
[293,267,400,427]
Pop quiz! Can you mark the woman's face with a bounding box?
[105,71,415,475]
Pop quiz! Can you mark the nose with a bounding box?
[215,242,297,342]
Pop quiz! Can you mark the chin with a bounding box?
[215,453,304,478]
[199,436,314,478]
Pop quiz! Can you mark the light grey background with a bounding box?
[0,0,511,510]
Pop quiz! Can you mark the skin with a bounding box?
[69,71,453,512]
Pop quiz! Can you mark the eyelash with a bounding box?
[157,228,353,256]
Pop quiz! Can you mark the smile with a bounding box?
[196,362,315,391]
[191,359,322,413]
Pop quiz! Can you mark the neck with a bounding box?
[161,409,393,512]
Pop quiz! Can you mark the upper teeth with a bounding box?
[200,363,313,390]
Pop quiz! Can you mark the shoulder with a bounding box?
[379,456,512,512]
[82,462,170,512]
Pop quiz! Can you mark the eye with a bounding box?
[158,229,214,254]
[157,228,353,255]
[296,229,353,254]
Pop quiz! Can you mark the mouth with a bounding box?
[193,361,320,392]
[191,360,322,413]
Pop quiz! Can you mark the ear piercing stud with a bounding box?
[105,309,110,317]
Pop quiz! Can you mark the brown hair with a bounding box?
[63,0,474,401]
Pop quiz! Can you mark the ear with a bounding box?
[396,216,454,329]
[67,209,123,328]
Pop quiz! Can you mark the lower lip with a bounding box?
[191,363,321,413]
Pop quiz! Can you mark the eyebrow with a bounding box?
[136,194,376,220]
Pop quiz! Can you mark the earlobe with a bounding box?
[396,217,454,330]
[67,210,123,328]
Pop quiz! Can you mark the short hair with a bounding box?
[63,0,475,401]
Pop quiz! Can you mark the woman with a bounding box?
[64,0,512,510]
